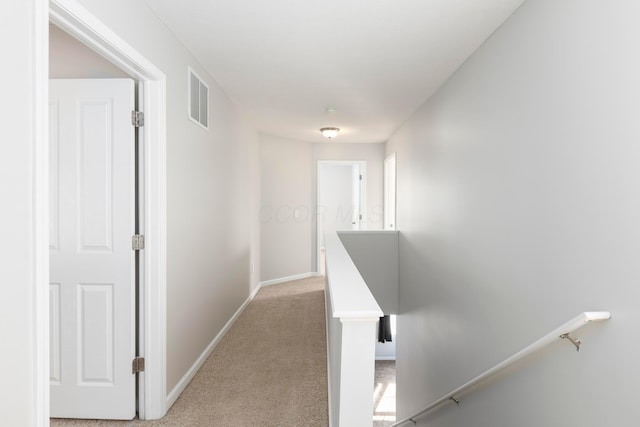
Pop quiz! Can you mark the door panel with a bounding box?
[78,283,115,384]
[50,78,136,420]
[78,100,115,251]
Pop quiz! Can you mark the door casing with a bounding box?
[384,153,397,231]
[316,160,367,274]
[38,0,168,421]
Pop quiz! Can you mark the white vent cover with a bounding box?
[188,67,209,129]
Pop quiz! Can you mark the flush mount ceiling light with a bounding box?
[320,127,340,139]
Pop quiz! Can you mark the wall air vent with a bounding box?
[188,67,209,130]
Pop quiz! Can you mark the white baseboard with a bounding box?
[166,272,320,409]
[259,272,318,287]
[375,356,397,361]
[165,283,263,409]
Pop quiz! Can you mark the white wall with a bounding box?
[338,231,398,315]
[260,134,385,281]
[260,134,313,281]
[387,0,640,425]
[49,23,128,78]
[0,1,47,424]
[71,0,261,394]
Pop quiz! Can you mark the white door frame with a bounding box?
[316,160,366,274]
[39,0,167,421]
[384,153,397,231]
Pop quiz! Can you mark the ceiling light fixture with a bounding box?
[320,127,340,139]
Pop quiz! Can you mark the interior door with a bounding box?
[317,162,364,274]
[49,79,136,419]
[318,163,360,235]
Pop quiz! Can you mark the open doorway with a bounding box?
[44,0,168,420]
[49,22,140,421]
[316,160,366,275]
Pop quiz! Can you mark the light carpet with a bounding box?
[52,276,329,427]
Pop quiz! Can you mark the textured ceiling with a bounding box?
[145,0,525,143]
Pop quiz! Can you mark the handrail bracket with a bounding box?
[391,312,610,427]
[559,333,581,351]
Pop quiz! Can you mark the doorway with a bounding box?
[44,0,168,421]
[316,160,366,275]
[49,21,141,419]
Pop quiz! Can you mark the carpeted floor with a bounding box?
[51,276,329,427]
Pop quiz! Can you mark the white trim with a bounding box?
[49,0,162,81]
[139,77,167,421]
[337,230,398,235]
[259,272,318,287]
[375,356,397,361]
[337,318,379,426]
[33,0,50,424]
[47,0,167,420]
[166,272,320,409]
[383,153,397,231]
[166,283,264,409]
[316,160,367,273]
[324,232,382,319]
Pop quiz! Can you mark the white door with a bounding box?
[318,163,360,233]
[317,161,365,273]
[384,153,396,230]
[49,79,136,419]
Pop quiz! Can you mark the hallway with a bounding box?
[52,277,328,426]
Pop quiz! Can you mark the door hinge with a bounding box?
[132,234,145,251]
[132,357,145,374]
[359,214,363,220]
[131,110,144,127]
[359,174,363,180]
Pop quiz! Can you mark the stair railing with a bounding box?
[392,311,611,426]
